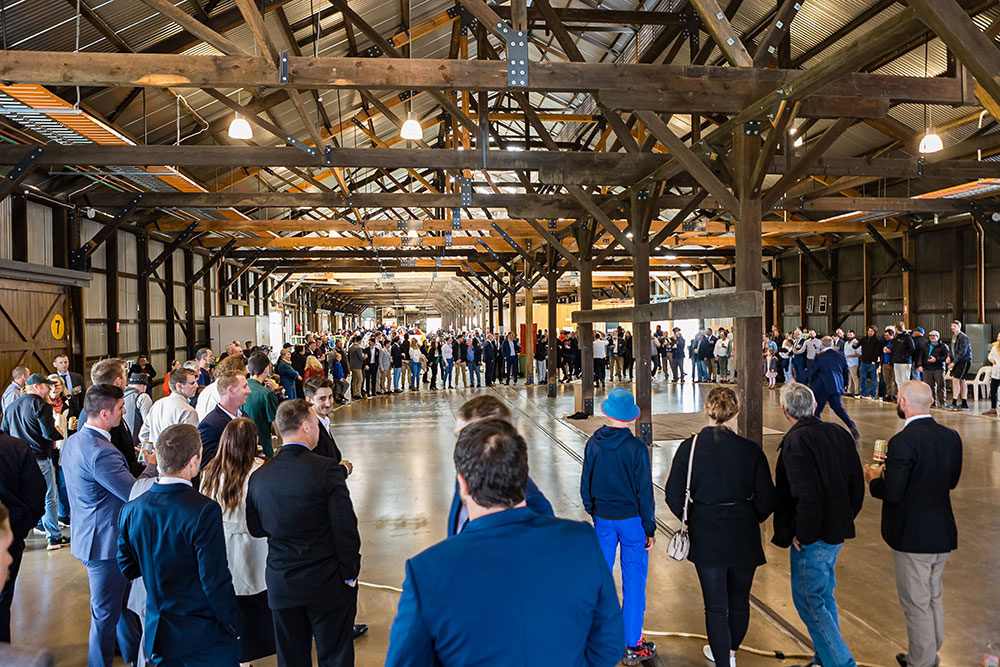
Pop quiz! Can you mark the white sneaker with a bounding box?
[702,644,736,667]
[32,527,45,537]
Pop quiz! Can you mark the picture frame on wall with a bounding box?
[805,296,814,314]
[818,295,828,314]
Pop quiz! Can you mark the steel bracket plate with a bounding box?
[458,177,472,206]
[279,52,289,84]
[505,29,529,88]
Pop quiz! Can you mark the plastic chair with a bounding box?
[969,365,992,401]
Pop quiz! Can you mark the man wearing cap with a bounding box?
[580,387,656,665]
[122,372,153,454]
[0,374,69,549]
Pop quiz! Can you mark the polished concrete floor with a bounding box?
[12,376,1000,666]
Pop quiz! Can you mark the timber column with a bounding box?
[630,189,655,445]
[524,266,535,384]
[547,268,558,398]
[579,259,595,415]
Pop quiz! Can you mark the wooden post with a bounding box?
[10,195,27,262]
[525,265,535,384]
[736,197,764,445]
[975,225,985,324]
[902,232,918,328]
[488,290,495,332]
[633,240,653,444]
[202,257,212,350]
[772,259,783,329]
[579,260,595,415]
[164,249,176,361]
[798,250,807,329]
[827,247,838,334]
[67,210,87,374]
[106,227,120,357]
[137,233,151,357]
[547,271,558,398]
[863,242,873,328]
[497,277,505,332]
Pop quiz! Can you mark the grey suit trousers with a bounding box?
[893,550,949,667]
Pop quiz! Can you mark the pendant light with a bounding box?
[919,38,942,154]
[399,0,422,142]
[228,89,252,140]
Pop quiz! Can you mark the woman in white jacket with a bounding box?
[714,330,732,383]
[201,418,274,667]
[986,332,1000,416]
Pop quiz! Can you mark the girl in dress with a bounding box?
[765,349,778,388]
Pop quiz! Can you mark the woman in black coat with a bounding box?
[664,387,775,667]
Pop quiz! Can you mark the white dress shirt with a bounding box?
[140,393,199,444]
[903,413,932,428]
[195,380,221,420]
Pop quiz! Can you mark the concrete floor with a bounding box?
[11,377,1000,666]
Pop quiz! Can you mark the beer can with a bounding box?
[873,439,888,464]
[68,416,78,430]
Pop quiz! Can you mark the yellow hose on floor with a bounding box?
[359,582,888,667]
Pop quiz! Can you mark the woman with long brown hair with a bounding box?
[200,418,274,666]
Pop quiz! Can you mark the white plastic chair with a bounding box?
[969,365,992,401]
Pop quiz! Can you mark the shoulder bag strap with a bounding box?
[680,433,698,530]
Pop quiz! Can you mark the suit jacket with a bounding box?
[118,483,242,662]
[446,476,553,538]
[315,420,344,462]
[869,416,962,553]
[54,371,85,416]
[197,405,236,471]
[799,348,850,396]
[78,407,143,476]
[245,444,361,609]
[0,432,46,540]
[385,508,624,667]
[61,426,155,562]
[501,339,520,359]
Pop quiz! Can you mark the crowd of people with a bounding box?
[0,315,973,667]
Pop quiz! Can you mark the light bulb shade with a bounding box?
[919,131,943,154]
[228,116,252,140]
[400,117,423,140]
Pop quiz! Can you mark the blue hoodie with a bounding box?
[580,425,655,537]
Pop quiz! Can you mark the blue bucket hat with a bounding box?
[601,387,640,422]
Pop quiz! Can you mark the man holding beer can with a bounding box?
[864,381,962,667]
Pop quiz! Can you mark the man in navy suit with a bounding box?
[61,384,156,667]
[387,418,623,666]
[118,424,242,666]
[246,400,361,667]
[197,370,250,471]
[501,332,520,385]
[447,395,552,537]
[799,336,860,441]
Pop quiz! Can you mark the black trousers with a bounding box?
[272,587,356,667]
[485,360,496,385]
[991,377,1000,409]
[0,538,24,642]
[694,564,756,666]
[594,358,606,385]
[363,366,377,395]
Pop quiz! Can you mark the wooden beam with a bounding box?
[752,0,804,67]
[572,290,763,324]
[689,0,753,67]
[142,0,252,56]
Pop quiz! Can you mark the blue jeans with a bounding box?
[409,361,421,389]
[443,360,454,387]
[789,541,856,667]
[593,516,648,648]
[859,363,878,398]
[36,459,62,540]
[696,359,708,381]
[393,366,402,391]
[469,362,481,386]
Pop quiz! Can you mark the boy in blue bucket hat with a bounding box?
[580,387,656,665]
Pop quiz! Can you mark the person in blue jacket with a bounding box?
[798,335,860,441]
[386,419,624,667]
[447,395,552,536]
[581,387,656,666]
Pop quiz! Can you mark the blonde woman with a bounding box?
[986,331,1000,416]
[665,387,775,667]
[200,418,274,666]
[303,355,324,381]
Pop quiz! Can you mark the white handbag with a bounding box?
[667,433,697,561]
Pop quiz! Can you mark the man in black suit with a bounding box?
[865,381,962,667]
[246,400,361,667]
[52,354,85,417]
[0,432,45,641]
[303,376,369,640]
[197,371,250,471]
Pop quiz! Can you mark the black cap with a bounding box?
[25,373,53,386]
[128,372,149,386]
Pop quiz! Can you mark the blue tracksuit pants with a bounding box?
[593,516,648,647]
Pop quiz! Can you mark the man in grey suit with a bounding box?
[62,384,156,667]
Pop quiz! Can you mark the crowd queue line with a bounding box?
[0,319,969,667]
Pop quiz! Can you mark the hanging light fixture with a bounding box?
[919,37,942,154]
[400,113,423,140]
[228,89,252,139]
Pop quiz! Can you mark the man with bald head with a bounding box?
[864,381,962,667]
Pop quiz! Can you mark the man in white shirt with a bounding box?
[139,368,199,446]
